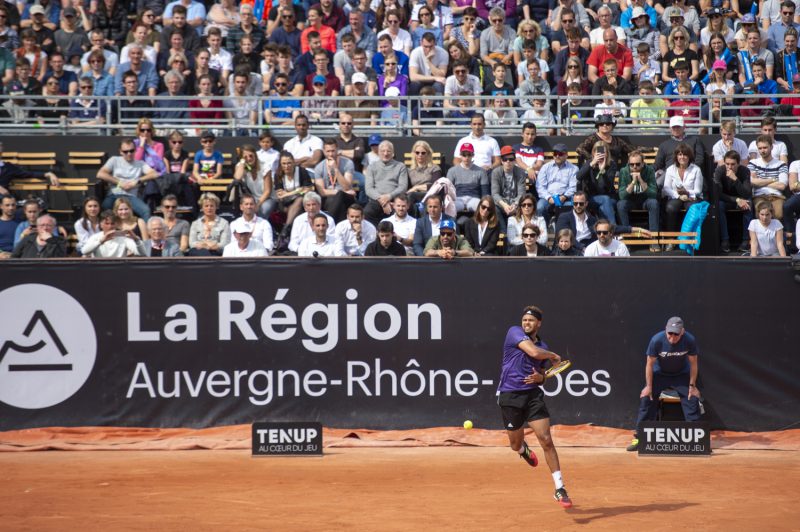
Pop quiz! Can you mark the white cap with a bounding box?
[351,72,368,84]
[669,116,685,128]
[230,219,254,234]
[631,6,646,18]
[384,86,401,97]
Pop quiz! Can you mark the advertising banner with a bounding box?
[0,258,796,432]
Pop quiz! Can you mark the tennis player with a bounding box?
[497,305,573,509]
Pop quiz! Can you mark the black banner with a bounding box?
[0,258,797,432]
[252,422,322,456]
[638,422,711,456]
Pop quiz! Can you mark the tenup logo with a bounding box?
[0,284,97,409]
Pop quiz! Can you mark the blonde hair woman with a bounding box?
[113,197,149,240]
[513,20,548,64]
[187,192,230,256]
[407,140,442,210]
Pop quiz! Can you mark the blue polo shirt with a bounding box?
[646,330,699,376]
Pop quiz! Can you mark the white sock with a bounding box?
[552,471,564,490]
[518,441,528,455]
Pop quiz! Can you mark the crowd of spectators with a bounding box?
[3,0,800,130]
[2,104,799,259]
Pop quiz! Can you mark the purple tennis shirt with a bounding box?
[498,325,548,392]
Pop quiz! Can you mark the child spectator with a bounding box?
[633,42,660,87]
[594,86,627,122]
[484,96,518,126]
[521,91,556,135]
[667,81,701,126]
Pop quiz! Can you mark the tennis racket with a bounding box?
[544,360,572,378]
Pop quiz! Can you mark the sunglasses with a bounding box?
[274,82,287,87]
[171,140,183,144]
[415,150,427,155]
[673,36,685,40]
[502,157,515,162]
[666,331,681,337]
[573,201,586,206]
[201,139,214,143]
[388,19,400,23]
[568,65,579,69]
[121,149,135,154]
[313,82,325,86]
[479,204,490,210]
[340,121,353,125]
[783,11,795,15]
[47,81,59,85]
[596,230,610,235]
[521,203,533,207]
[454,69,467,74]
[139,128,151,132]
[554,151,567,156]
[522,233,537,238]
[80,85,92,89]
[460,152,473,157]
[562,18,574,23]
[281,14,294,18]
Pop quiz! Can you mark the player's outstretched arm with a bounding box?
[518,339,561,364]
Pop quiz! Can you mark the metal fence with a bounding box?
[1,92,796,137]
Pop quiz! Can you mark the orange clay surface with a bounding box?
[1,425,798,531]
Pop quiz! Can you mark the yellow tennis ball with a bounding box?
[463,420,473,430]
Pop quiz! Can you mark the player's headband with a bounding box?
[523,309,543,320]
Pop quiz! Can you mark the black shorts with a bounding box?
[498,388,550,431]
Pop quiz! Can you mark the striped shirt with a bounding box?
[748,157,788,197]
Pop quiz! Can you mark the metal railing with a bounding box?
[1,92,796,137]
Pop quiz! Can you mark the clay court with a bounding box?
[1,426,798,531]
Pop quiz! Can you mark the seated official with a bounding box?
[423,218,474,258]
[365,221,408,256]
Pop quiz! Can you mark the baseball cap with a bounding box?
[667,7,683,18]
[665,316,684,334]
[384,86,400,97]
[30,4,45,15]
[742,83,756,94]
[230,219,254,234]
[63,6,77,17]
[595,113,615,125]
[368,133,382,146]
[631,6,646,18]
[200,130,216,141]
[439,219,456,232]
[312,74,326,85]
[351,72,367,84]
[712,59,727,70]
[669,116,685,128]
[706,7,723,16]
[552,143,568,153]
[459,142,475,154]
[500,145,514,157]
[742,13,756,23]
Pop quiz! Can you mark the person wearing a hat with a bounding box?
[625,10,659,67]
[626,316,702,452]
[575,114,636,169]
[223,218,268,257]
[774,27,800,91]
[734,13,767,54]
[535,143,577,223]
[490,145,528,229]
[653,115,707,182]
[53,6,89,63]
[699,7,735,50]
[422,218,474,258]
[23,1,59,31]
[767,2,800,54]
[446,141,491,214]
[620,0,657,30]
[658,6,699,58]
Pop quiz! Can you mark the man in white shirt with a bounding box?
[583,220,630,256]
[206,27,233,83]
[335,204,376,255]
[444,59,482,112]
[747,117,789,163]
[381,193,416,254]
[452,114,501,171]
[288,191,335,253]
[283,115,324,171]
[298,213,346,256]
[230,193,274,254]
[223,219,268,257]
[409,33,449,95]
[748,134,789,220]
